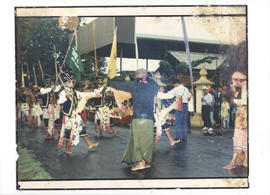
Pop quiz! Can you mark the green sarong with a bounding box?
[121,118,154,164]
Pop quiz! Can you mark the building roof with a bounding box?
[77,17,231,60]
[168,51,227,70]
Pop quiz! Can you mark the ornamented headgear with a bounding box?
[96,76,103,85]
[58,16,79,31]
[61,70,74,83]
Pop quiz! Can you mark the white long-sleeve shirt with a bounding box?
[157,84,191,103]
[40,85,61,94]
[94,86,104,94]
[188,95,194,112]
[57,88,97,105]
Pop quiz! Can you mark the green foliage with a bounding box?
[191,56,218,66]
[17,144,52,180]
[16,18,70,86]
[16,17,108,86]
[81,54,108,77]
[158,56,218,79]
[175,61,190,76]
[157,60,175,78]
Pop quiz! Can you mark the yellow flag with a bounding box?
[37,59,44,82]
[108,28,117,79]
[21,66,27,88]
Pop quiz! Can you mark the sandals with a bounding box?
[131,160,151,171]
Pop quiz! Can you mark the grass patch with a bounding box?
[17,144,52,180]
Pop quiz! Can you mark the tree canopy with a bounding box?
[16,17,107,88]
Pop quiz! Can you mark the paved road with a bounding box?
[17,121,248,180]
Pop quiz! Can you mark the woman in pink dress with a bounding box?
[224,72,247,169]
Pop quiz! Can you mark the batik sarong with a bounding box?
[233,105,247,165]
[43,104,60,135]
[121,118,154,164]
[63,113,83,146]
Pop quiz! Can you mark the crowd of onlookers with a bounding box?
[161,83,239,136]
[207,85,238,134]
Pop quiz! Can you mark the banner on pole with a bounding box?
[181,17,194,84]
[108,28,117,79]
[54,44,58,82]
[65,32,84,82]
[32,65,38,86]
[37,59,44,82]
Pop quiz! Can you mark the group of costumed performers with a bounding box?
[17,65,193,166]
[104,69,188,171]
[40,76,62,139]
[57,70,101,155]
[30,85,43,128]
[17,87,42,128]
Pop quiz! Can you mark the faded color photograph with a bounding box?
[15,6,248,189]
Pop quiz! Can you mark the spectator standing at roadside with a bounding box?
[220,96,230,134]
[201,86,213,135]
[208,87,216,124]
[216,87,223,124]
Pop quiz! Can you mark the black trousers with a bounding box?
[202,105,212,128]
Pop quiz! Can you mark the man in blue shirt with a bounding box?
[109,68,160,171]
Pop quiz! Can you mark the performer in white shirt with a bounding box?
[40,76,61,139]
[158,79,191,141]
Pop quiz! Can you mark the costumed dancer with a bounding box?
[31,96,43,128]
[25,90,34,128]
[40,76,61,139]
[31,84,43,127]
[93,80,120,137]
[109,68,160,171]
[157,79,192,141]
[154,96,180,146]
[17,88,29,124]
[95,102,120,137]
[21,88,35,127]
[224,72,247,169]
[57,71,101,155]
